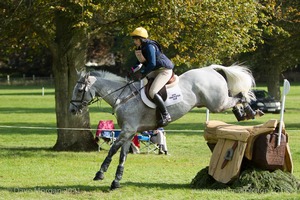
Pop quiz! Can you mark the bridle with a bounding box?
[69,80,99,111]
[70,77,141,111]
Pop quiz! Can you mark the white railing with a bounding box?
[0,75,54,86]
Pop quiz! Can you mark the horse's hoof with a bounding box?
[256,109,265,117]
[93,171,104,181]
[110,180,121,190]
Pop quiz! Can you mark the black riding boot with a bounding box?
[153,94,171,126]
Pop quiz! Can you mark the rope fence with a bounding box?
[0,125,203,133]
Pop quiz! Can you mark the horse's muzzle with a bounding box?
[69,102,83,115]
[69,107,77,115]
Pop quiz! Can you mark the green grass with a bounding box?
[0,84,299,199]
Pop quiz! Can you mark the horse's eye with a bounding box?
[77,85,85,92]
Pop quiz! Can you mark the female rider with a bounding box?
[130,27,174,126]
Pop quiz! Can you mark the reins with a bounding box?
[70,79,144,112]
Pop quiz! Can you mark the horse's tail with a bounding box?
[210,64,256,102]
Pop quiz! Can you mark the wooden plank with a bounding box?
[284,143,293,173]
[210,139,247,183]
[216,129,250,142]
[253,119,277,128]
[208,139,225,176]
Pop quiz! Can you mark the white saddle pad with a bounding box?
[140,75,183,108]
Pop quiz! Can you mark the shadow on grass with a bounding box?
[0,106,111,114]
[0,185,110,194]
[0,123,56,135]
[0,181,191,194]
[124,181,190,190]
[0,147,54,158]
[0,107,55,114]
[0,106,112,114]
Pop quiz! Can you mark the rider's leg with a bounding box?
[153,93,171,126]
[149,69,173,126]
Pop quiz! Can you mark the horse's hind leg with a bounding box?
[110,140,132,190]
[224,94,264,121]
[212,95,245,121]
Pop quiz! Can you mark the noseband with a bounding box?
[70,80,99,110]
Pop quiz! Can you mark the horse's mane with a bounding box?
[81,70,128,83]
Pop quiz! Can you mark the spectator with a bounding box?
[150,128,169,155]
[129,135,140,154]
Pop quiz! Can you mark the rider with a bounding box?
[130,27,174,126]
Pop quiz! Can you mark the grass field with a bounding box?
[0,83,299,200]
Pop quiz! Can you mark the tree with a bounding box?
[1,0,262,151]
[1,0,97,151]
[239,0,300,100]
[100,0,261,71]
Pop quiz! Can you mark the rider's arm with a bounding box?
[140,44,156,75]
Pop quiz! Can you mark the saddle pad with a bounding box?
[140,78,183,108]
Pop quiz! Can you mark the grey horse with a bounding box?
[69,64,258,190]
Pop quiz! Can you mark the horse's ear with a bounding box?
[76,69,83,78]
[84,72,90,79]
[88,76,97,85]
[77,70,87,79]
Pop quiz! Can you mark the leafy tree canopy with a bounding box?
[1,0,262,72]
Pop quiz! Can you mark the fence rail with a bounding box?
[0,75,54,86]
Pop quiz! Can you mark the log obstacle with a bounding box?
[204,119,293,184]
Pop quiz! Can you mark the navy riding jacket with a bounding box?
[135,39,174,75]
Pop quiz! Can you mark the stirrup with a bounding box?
[158,113,171,127]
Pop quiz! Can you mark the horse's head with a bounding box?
[69,72,97,115]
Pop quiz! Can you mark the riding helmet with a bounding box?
[130,27,148,39]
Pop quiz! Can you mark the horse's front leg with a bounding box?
[110,140,132,190]
[93,137,125,181]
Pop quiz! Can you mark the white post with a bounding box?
[277,79,290,146]
[206,109,210,122]
[7,75,10,85]
[42,87,45,96]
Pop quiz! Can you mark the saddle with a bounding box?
[144,72,176,101]
[140,73,182,109]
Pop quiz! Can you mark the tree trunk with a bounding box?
[266,65,281,101]
[51,6,98,151]
[258,42,281,101]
